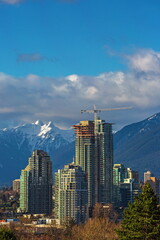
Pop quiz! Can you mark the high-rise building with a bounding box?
[113,164,127,185]
[127,168,139,183]
[96,119,113,204]
[113,164,127,206]
[12,179,20,193]
[73,118,113,211]
[119,178,135,207]
[54,163,87,225]
[28,150,52,214]
[20,150,52,215]
[73,120,95,209]
[20,165,30,212]
[120,172,140,207]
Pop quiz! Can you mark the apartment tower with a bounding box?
[54,163,87,225]
[20,150,52,214]
[20,165,30,212]
[28,150,52,214]
[73,118,113,212]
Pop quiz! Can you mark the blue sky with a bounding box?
[0,0,160,129]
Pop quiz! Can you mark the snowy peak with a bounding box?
[0,120,74,151]
[138,112,160,133]
[35,120,44,126]
[10,120,74,142]
[118,112,160,137]
[38,123,52,138]
[37,121,60,139]
[13,122,41,136]
[37,121,74,142]
[146,112,160,123]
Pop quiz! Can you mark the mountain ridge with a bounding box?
[0,113,160,185]
[114,112,160,178]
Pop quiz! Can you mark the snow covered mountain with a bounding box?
[1,112,160,185]
[8,120,74,151]
[0,121,74,184]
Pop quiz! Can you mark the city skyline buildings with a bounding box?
[54,114,114,224]
[113,164,140,207]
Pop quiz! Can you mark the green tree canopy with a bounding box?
[117,183,160,240]
[0,227,17,240]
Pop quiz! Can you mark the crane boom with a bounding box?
[81,105,132,121]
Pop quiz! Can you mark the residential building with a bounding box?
[54,163,87,225]
[12,179,20,193]
[20,150,52,215]
[20,165,30,212]
[28,150,52,215]
[96,119,113,204]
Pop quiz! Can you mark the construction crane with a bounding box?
[81,104,132,122]
[81,104,132,135]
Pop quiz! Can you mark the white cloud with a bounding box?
[53,84,69,94]
[127,49,160,73]
[66,74,79,83]
[1,48,160,128]
[84,86,98,99]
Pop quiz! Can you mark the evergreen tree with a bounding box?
[117,183,160,240]
[0,227,17,240]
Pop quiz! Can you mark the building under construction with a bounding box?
[73,118,113,214]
